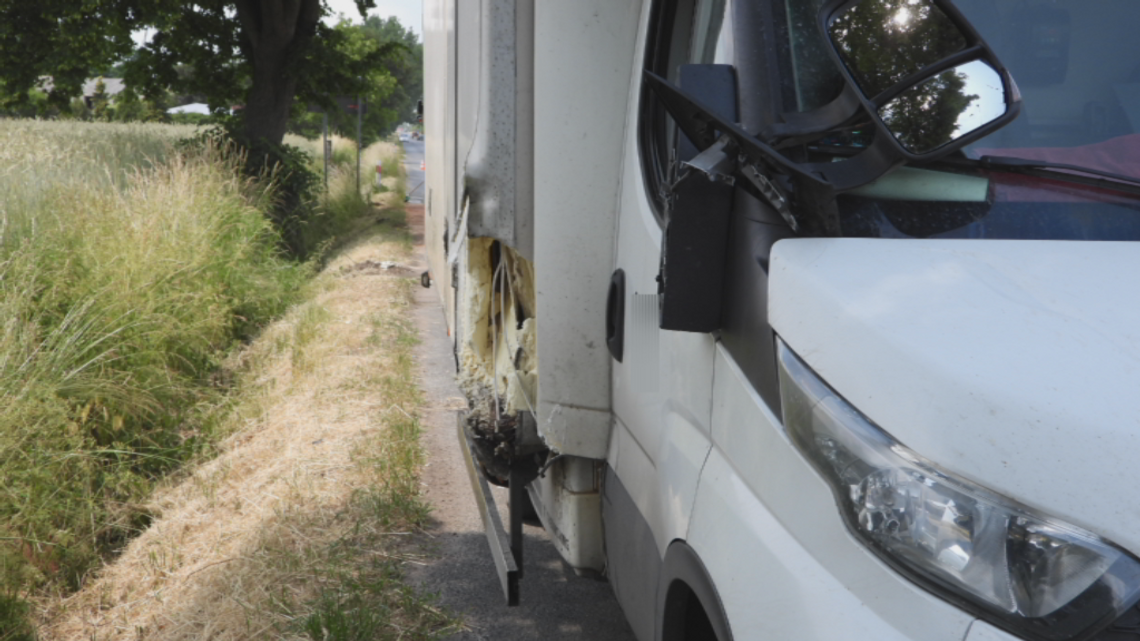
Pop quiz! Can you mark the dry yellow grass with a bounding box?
[284,134,402,192]
[37,212,450,640]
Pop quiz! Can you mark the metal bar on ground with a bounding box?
[457,412,520,606]
[509,466,525,580]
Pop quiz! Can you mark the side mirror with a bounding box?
[822,0,1020,158]
[641,0,1022,238]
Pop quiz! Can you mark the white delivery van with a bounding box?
[422,1,1140,640]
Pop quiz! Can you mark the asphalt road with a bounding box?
[402,148,637,639]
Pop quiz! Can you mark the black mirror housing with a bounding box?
[657,64,738,333]
[820,0,1021,160]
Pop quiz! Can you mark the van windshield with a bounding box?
[784,0,1140,240]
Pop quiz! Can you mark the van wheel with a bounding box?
[662,581,719,641]
[658,542,732,641]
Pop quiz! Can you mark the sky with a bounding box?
[323,0,423,38]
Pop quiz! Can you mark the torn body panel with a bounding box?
[457,237,542,484]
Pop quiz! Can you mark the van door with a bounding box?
[606,1,734,638]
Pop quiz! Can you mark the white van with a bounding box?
[422,1,1140,640]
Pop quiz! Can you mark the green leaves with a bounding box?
[293,16,418,145]
[0,0,413,145]
[0,0,136,109]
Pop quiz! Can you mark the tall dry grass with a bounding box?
[0,121,195,251]
[285,134,405,256]
[0,120,315,637]
[37,137,454,641]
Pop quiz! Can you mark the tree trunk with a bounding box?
[234,0,321,146]
[244,44,296,144]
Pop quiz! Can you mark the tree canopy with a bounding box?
[829,0,977,152]
[0,0,414,145]
[290,15,422,145]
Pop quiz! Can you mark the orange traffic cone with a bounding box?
[420,160,426,171]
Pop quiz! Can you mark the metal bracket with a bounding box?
[682,135,736,186]
[457,410,543,606]
[740,161,798,232]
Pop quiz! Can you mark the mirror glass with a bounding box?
[829,0,968,97]
[878,59,1007,154]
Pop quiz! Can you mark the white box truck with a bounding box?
[421,1,1140,640]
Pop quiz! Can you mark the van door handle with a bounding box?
[606,269,625,362]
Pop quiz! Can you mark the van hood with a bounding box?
[769,238,1140,557]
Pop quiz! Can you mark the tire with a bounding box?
[658,542,733,641]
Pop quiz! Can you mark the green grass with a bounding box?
[0,119,381,636]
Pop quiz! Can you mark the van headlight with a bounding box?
[777,340,1140,641]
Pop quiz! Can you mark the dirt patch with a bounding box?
[405,204,425,245]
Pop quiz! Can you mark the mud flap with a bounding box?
[458,411,521,605]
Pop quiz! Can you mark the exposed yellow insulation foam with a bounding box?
[456,238,538,416]
[457,238,495,396]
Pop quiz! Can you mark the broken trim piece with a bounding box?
[458,411,520,606]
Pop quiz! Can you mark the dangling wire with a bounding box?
[491,258,503,425]
[488,248,538,425]
[500,253,537,415]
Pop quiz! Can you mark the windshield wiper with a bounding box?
[934,155,1140,197]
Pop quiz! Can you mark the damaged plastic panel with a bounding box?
[452,0,541,478]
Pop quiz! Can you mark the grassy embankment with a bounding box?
[45,160,462,639]
[0,120,418,638]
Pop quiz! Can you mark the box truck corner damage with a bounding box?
[427,0,644,587]
[455,236,540,482]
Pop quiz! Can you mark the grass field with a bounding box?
[0,120,388,638]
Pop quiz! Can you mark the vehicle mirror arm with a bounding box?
[668,132,804,232]
[762,83,865,146]
[738,159,803,232]
[646,71,843,233]
[806,133,902,191]
[682,135,737,186]
[645,71,829,188]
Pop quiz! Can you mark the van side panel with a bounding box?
[423,0,455,324]
[462,0,535,259]
[532,0,644,459]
